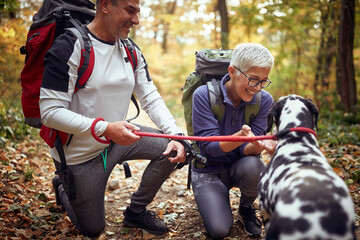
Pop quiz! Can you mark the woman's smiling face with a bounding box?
[227,66,271,105]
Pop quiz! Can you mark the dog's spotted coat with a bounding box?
[258,95,355,240]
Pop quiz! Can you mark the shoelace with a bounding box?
[141,210,162,221]
[242,206,262,226]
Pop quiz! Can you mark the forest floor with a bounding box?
[1,108,360,239]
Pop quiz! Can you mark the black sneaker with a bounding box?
[238,205,262,237]
[123,207,168,235]
[52,175,62,206]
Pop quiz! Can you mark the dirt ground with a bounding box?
[100,159,360,240]
[102,161,260,240]
[97,106,360,240]
[99,107,259,239]
[1,142,359,240]
[1,106,359,240]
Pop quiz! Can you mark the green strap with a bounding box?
[193,84,261,170]
[100,148,108,173]
[244,91,261,125]
[207,79,225,123]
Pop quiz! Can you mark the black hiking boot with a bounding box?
[52,175,62,206]
[238,204,262,237]
[123,207,168,235]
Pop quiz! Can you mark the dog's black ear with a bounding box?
[266,101,277,132]
[305,98,319,131]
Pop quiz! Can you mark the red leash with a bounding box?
[133,127,317,142]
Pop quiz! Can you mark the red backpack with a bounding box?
[20,0,138,199]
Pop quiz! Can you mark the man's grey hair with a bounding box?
[96,0,119,7]
[230,43,274,73]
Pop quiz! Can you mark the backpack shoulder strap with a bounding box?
[191,79,224,176]
[66,22,94,92]
[121,39,138,71]
[68,18,92,52]
[121,39,140,122]
[245,91,262,125]
[206,78,261,125]
[207,79,225,123]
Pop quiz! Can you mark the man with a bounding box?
[40,0,186,237]
[191,43,277,239]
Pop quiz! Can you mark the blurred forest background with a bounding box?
[0,0,359,148]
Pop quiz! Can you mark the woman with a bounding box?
[191,43,277,239]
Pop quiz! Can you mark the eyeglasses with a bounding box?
[234,66,272,88]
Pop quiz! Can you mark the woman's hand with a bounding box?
[259,139,277,155]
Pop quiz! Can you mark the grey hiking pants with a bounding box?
[53,125,177,237]
[191,155,265,239]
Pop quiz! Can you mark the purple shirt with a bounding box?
[192,74,273,173]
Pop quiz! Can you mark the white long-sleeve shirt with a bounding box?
[40,28,182,165]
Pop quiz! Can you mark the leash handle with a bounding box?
[91,118,111,144]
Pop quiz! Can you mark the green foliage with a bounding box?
[350,169,360,183]
[0,0,19,14]
[0,98,35,147]
[318,103,360,147]
[35,192,48,202]
[319,122,360,146]
[24,166,34,181]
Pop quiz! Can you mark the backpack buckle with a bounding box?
[62,11,70,17]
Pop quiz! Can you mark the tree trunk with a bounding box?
[337,0,357,112]
[213,5,219,49]
[161,0,177,53]
[314,5,328,104]
[217,0,229,49]
[314,0,339,106]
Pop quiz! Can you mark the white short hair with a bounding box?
[230,43,274,72]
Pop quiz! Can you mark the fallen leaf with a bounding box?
[34,208,52,217]
[6,165,13,171]
[4,193,15,199]
[333,167,345,179]
[15,228,33,238]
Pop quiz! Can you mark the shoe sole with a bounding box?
[123,218,168,235]
[238,217,262,237]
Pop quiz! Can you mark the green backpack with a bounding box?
[181,49,262,188]
[181,48,261,137]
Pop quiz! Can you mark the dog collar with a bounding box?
[275,127,317,139]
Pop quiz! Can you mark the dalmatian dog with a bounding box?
[258,95,355,240]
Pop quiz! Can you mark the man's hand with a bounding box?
[102,121,141,145]
[163,140,186,163]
